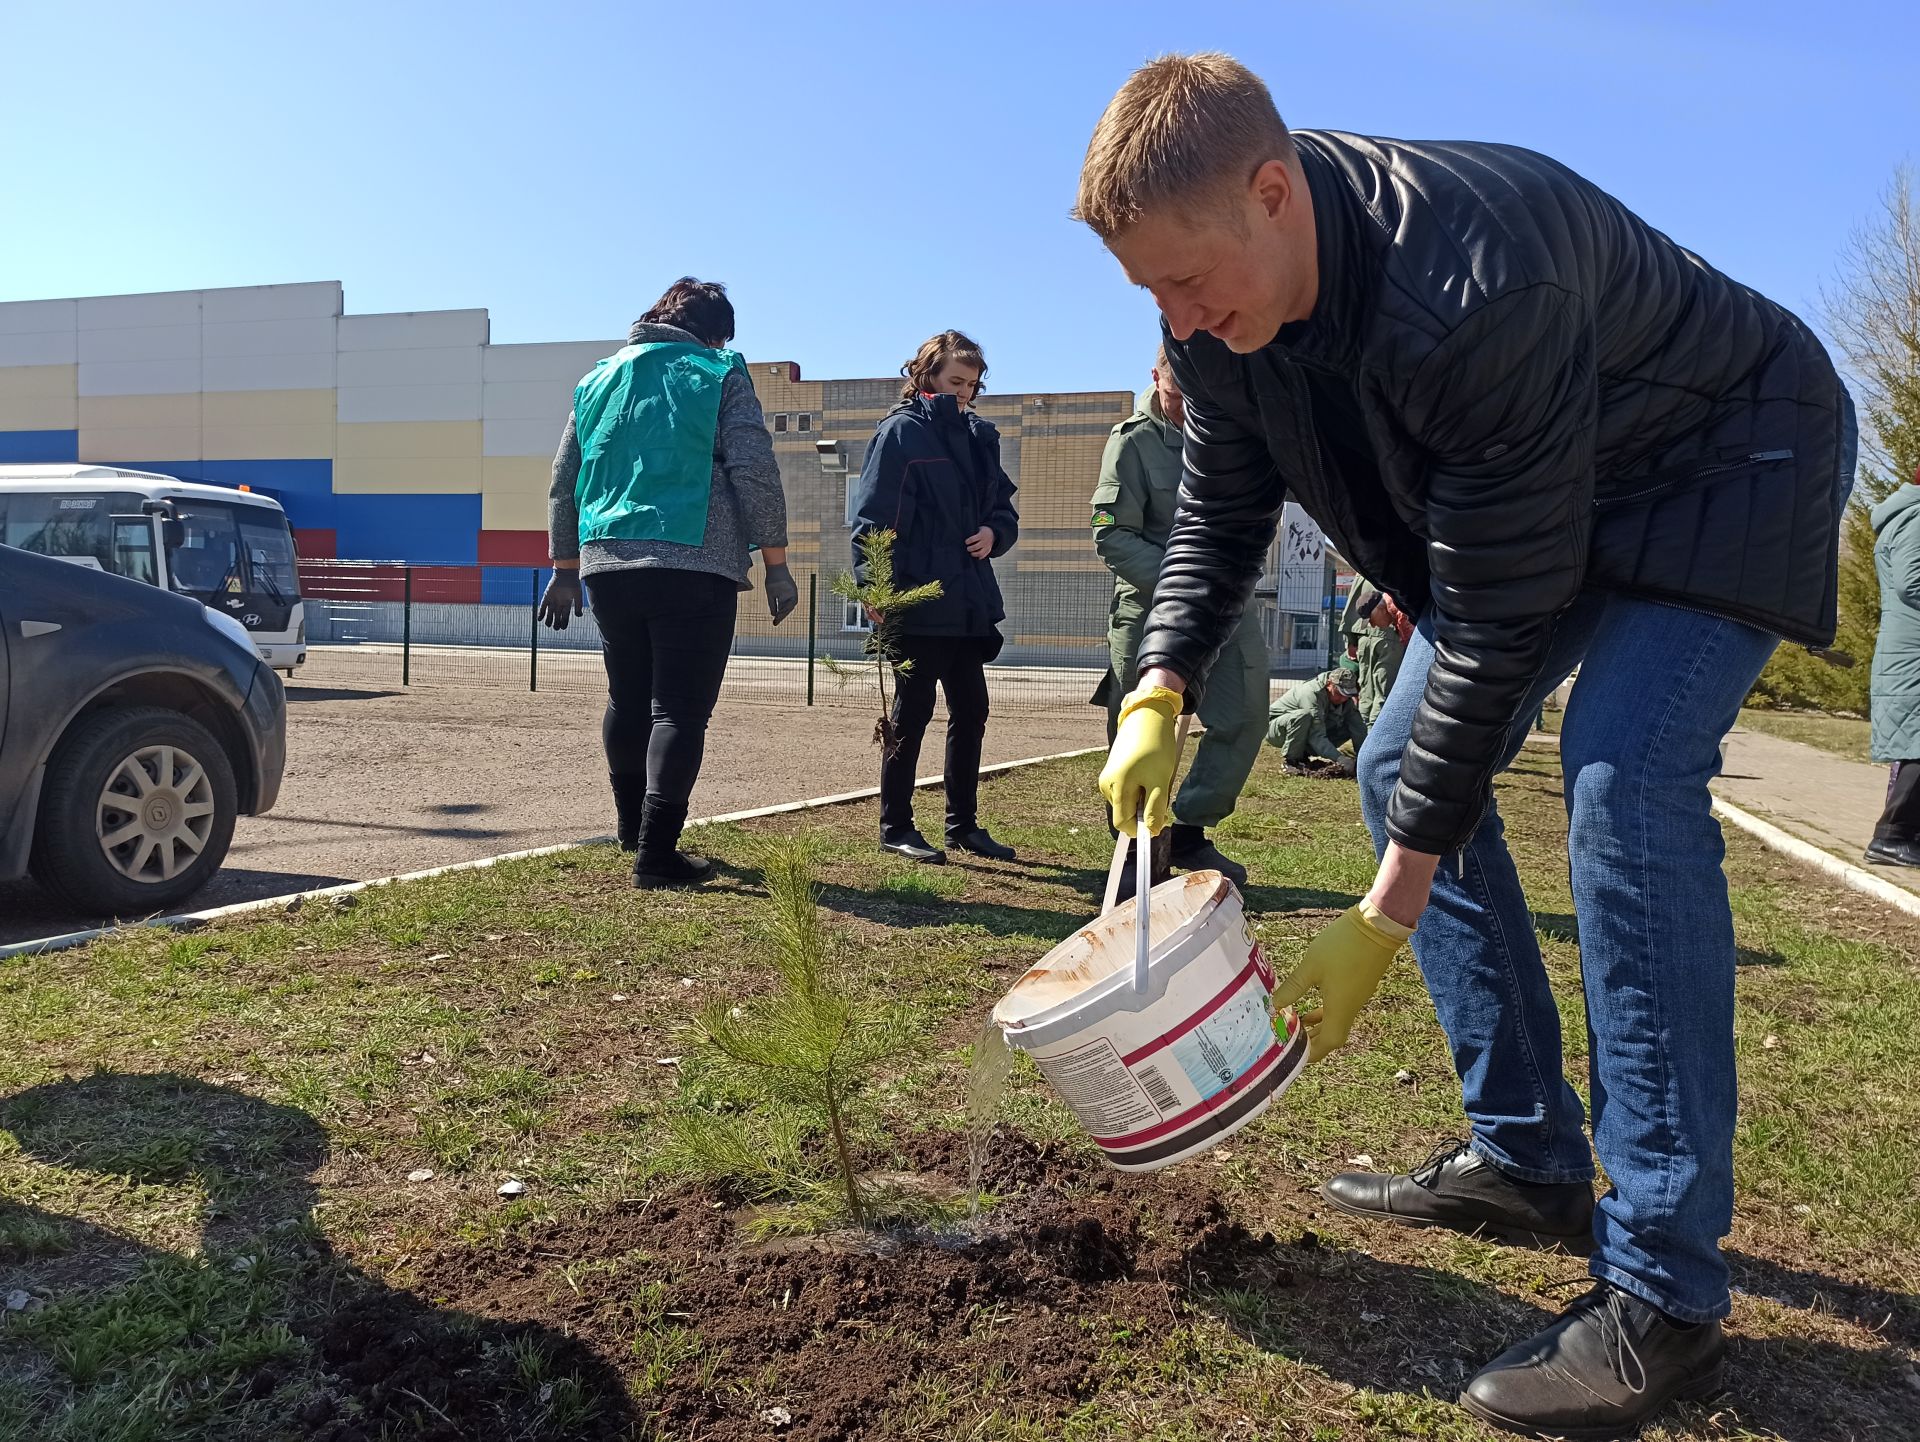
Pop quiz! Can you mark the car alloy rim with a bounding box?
[95,744,217,884]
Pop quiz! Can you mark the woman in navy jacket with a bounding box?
[850,330,1020,863]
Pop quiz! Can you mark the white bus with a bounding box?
[0,464,307,673]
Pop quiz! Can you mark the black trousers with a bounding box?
[880,634,992,838]
[584,568,737,807]
[1874,760,1920,845]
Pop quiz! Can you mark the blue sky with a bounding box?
[2,1,1913,395]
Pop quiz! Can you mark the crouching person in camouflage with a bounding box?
[1266,667,1364,773]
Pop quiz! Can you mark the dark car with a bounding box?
[0,544,286,915]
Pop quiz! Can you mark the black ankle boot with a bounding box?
[610,774,647,852]
[634,797,715,889]
[1167,823,1248,886]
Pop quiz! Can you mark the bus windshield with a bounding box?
[167,500,299,601]
[0,491,152,580]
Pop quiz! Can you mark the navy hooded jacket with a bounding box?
[849,391,1019,638]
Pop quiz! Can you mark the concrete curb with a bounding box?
[1709,796,1920,921]
[0,745,1105,961]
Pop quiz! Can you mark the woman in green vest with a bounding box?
[540,278,796,888]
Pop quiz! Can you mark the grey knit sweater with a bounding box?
[548,321,789,589]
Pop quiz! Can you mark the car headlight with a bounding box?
[202,605,257,655]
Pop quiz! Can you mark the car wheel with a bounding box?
[30,706,239,916]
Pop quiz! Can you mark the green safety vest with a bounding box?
[573,342,743,547]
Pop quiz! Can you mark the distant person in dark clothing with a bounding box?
[542,278,796,888]
[849,330,1020,865]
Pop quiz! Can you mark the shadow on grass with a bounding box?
[1728,1250,1920,1345]
[1189,1235,1916,1442]
[1533,911,1788,968]
[0,1072,638,1442]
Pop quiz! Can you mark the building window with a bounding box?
[842,599,873,633]
[796,413,812,432]
[1290,614,1321,651]
[772,413,788,433]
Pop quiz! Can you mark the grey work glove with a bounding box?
[538,570,583,631]
[765,561,799,625]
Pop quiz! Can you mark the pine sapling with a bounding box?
[828,530,942,755]
[670,837,918,1230]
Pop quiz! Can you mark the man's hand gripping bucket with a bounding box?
[990,737,1307,1172]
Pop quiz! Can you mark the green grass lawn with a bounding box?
[0,746,1914,1440]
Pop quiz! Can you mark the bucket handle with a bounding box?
[1099,715,1194,992]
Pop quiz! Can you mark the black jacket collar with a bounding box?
[1268,134,1374,373]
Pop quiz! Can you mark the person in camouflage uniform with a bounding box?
[1266,667,1365,772]
[1092,348,1269,895]
[1339,581,1410,727]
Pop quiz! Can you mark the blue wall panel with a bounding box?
[0,429,80,462]
[479,565,554,605]
[118,458,340,533]
[333,493,482,565]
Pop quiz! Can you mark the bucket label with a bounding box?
[1163,986,1274,1103]
[1039,1037,1160,1135]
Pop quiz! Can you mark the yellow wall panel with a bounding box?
[201,388,334,428]
[481,487,548,531]
[334,420,480,462]
[480,455,550,530]
[79,428,202,463]
[202,424,335,460]
[334,457,482,494]
[79,392,199,431]
[0,364,77,428]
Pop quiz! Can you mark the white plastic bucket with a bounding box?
[991,870,1307,1172]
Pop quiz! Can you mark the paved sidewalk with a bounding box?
[1714,727,1920,899]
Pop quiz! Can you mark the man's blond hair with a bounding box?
[1074,52,1294,240]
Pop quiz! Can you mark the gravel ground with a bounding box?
[0,657,1104,946]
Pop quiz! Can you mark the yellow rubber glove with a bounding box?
[1272,900,1416,1062]
[1099,684,1183,837]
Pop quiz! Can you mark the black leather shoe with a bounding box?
[1461,1283,1725,1439]
[1321,1139,1595,1254]
[1864,838,1920,868]
[882,830,946,864]
[1168,824,1248,886]
[948,826,1016,861]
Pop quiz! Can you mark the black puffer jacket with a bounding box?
[1143,130,1849,857]
[850,392,1020,638]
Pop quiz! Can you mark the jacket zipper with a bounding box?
[1597,450,1794,508]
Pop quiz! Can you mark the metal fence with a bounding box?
[295,558,1345,712]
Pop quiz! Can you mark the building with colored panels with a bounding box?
[0,281,1332,667]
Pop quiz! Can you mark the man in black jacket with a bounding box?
[1079,53,1854,1439]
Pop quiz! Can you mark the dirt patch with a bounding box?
[302,1135,1283,1442]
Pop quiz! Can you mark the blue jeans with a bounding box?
[1356,595,1779,1322]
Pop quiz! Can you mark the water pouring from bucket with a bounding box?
[985,786,1308,1173]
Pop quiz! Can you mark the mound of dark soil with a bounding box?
[301,1134,1291,1441]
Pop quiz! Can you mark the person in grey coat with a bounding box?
[1868,467,1920,867]
[539,278,794,888]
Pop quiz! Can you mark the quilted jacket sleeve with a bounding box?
[1390,283,1596,854]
